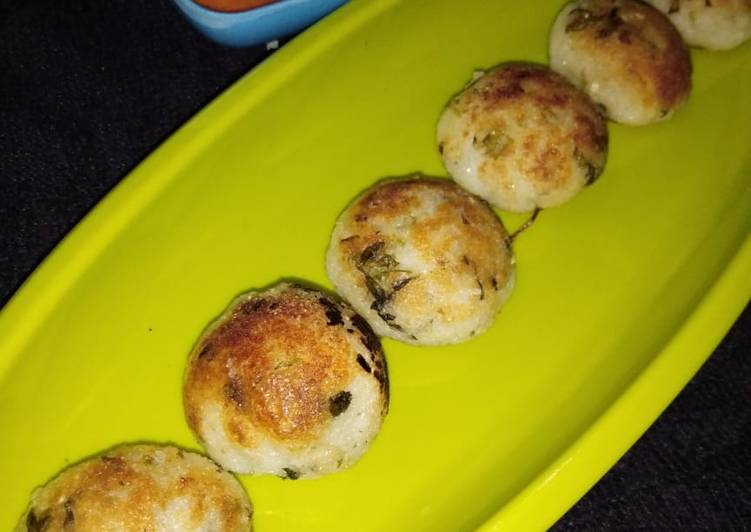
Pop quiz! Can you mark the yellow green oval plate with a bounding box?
[1,0,750,530]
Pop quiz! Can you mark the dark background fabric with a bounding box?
[1,1,749,530]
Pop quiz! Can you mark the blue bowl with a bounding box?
[172,0,348,47]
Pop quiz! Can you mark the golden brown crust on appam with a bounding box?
[341,179,507,277]
[437,63,608,211]
[17,444,251,532]
[327,176,515,345]
[559,0,691,118]
[184,284,387,451]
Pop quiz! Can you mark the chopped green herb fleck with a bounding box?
[355,240,412,328]
[319,297,344,326]
[64,499,75,526]
[329,391,352,416]
[282,468,300,480]
[480,130,511,157]
[26,510,50,532]
[356,354,372,373]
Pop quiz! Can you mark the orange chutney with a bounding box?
[193,0,280,12]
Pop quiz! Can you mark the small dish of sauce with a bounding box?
[192,0,279,13]
[172,0,348,47]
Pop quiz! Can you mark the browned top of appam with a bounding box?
[21,445,250,531]
[335,178,513,329]
[184,287,357,447]
[448,63,608,189]
[564,0,691,111]
[343,177,507,255]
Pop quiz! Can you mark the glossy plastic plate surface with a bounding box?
[1,0,750,530]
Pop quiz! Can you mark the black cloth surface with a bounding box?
[1,1,749,530]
